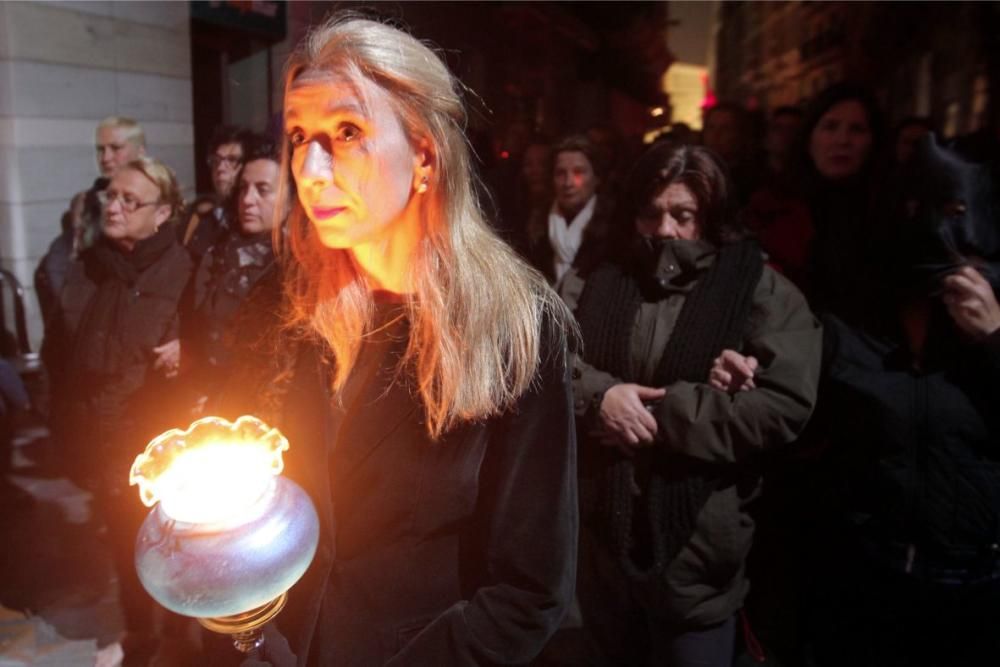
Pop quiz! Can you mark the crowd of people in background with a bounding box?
[486,81,1000,667]
[15,66,1000,666]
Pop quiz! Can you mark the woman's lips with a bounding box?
[311,206,345,220]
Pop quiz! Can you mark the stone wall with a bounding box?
[0,0,194,349]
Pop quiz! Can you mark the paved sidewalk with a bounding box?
[0,420,123,666]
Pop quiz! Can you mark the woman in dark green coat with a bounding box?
[569,143,822,667]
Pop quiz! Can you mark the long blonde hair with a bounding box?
[278,15,573,438]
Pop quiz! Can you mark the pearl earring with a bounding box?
[416,175,428,194]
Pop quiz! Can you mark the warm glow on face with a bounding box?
[130,416,289,525]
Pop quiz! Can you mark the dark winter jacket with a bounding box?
[218,273,578,666]
[58,225,193,480]
[184,230,274,396]
[819,312,1000,570]
[572,239,822,627]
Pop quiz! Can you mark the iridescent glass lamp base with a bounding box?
[130,416,319,654]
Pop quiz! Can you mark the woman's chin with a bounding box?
[313,230,357,250]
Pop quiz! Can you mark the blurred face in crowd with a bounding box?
[96,126,144,178]
[895,123,930,165]
[635,181,701,241]
[285,71,425,250]
[809,100,873,181]
[522,143,552,198]
[766,112,802,167]
[702,109,742,163]
[238,158,285,235]
[553,150,599,219]
[209,142,245,199]
[102,168,170,252]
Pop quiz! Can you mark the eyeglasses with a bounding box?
[206,154,243,169]
[99,190,161,213]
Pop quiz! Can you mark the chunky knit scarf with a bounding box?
[577,239,763,594]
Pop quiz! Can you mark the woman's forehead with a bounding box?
[286,68,373,111]
[654,181,697,204]
[112,168,157,194]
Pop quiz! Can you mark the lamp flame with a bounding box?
[130,416,289,525]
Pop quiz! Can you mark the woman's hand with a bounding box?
[709,349,758,393]
[597,383,666,453]
[942,266,1000,340]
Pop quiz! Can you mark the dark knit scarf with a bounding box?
[89,223,179,285]
[201,231,275,321]
[577,239,764,592]
[75,224,180,376]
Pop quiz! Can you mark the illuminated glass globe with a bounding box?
[130,416,319,632]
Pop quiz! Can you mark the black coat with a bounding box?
[57,226,193,482]
[182,230,274,396]
[220,277,578,666]
[819,312,1000,563]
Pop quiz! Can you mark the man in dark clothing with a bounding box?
[181,125,252,259]
[183,134,284,409]
[55,156,193,664]
[804,136,1000,667]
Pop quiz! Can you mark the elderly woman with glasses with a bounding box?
[46,155,193,662]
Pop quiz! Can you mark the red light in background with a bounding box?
[500,150,510,159]
[700,72,717,110]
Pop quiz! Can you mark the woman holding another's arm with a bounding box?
[572,143,821,667]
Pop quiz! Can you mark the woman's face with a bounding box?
[284,71,424,250]
[635,182,701,241]
[102,168,170,252]
[809,100,873,181]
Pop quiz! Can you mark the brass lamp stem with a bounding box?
[198,593,288,653]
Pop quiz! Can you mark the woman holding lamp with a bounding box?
[217,14,578,667]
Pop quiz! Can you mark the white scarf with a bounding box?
[548,194,597,284]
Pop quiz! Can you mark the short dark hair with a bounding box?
[552,134,604,181]
[622,142,744,246]
[242,132,280,164]
[208,125,253,156]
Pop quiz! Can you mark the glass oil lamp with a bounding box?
[130,415,319,653]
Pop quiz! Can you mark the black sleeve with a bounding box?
[982,327,1000,369]
[386,320,579,666]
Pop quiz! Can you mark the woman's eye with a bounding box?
[337,123,361,143]
[675,209,696,224]
[288,129,306,147]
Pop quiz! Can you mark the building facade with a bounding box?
[0,1,194,348]
[713,1,1000,137]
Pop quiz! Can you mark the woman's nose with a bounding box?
[656,216,678,239]
[299,141,333,186]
